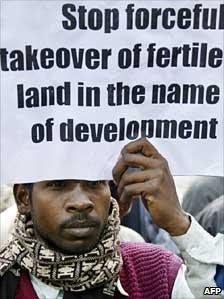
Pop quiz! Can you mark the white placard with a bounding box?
[1,1,223,183]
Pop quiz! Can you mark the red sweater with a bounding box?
[119,242,182,299]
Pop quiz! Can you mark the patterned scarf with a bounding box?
[0,198,122,296]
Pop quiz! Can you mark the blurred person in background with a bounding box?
[196,195,224,236]
[182,176,224,217]
[0,185,14,213]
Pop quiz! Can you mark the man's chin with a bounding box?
[54,239,100,255]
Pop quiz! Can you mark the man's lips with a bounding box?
[63,218,99,239]
[63,222,97,238]
[65,221,97,229]
[61,216,100,238]
[64,227,96,237]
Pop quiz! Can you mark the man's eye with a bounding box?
[87,180,105,187]
[47,180,66,189]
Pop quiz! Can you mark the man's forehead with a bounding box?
[30,179,109,186]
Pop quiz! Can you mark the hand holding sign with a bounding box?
[113,138,190,236]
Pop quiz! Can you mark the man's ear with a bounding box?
[13,184,31,215]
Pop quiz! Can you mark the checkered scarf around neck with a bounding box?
[0,198,122,296]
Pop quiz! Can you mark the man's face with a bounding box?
[18,180,111,255]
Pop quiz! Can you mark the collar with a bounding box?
[117,278,129,296]
[30,274,63,299]
[30,274,129,298]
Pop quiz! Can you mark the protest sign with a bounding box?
[0,0,223,183]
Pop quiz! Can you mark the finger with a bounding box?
[121,138,161,158]
[144,195,156,211]
[118,197,134,218]
[119,179,160,204]
[113,153,166,185]
[117,168,161,196]
[122,153,166,169]
[112,157,129,185]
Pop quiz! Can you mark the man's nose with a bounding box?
[64,185,94,213]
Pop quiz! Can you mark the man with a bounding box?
[0,139,223,298]
[196,195,224,236]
